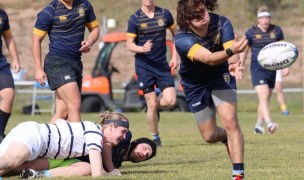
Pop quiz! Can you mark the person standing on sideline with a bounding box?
[32,0,100,123]
[126,0,179,146]
[0,9,20,143]
[239,5,283,134]
[275,69,290,115]
[175,0,247,179]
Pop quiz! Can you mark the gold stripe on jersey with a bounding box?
[33,28,48,37]
[127,33,137,38]
[86,19,99,30]
[223,40,234,50]
[188,43,202,61]
[3,29,11,36]
[168,23,176,30]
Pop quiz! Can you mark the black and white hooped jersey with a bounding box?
[39,120,103,159]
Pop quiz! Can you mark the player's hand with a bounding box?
[142,40,153,53]
[107,168,121,176]
[169,58,179,70]
[11,60,20,73]
[35,69,47,86]
[230,35,248,54]
[229,61,244,80]
[79,40,91,53]
[282,68,289,76]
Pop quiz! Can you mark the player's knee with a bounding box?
[161,97,176,108]
[201,132,217,143]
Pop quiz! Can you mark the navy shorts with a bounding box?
[44,53,83,91]
[135,60,174,92]
[251,67,276,88]
[182,72,237,114]
[0,57,14,90]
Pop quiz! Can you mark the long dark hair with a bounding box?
[177,0,219,29]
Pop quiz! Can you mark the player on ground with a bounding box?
[239,5,284,134]
[175,0,247,179]
[0,112,129,177]
[14,132,157,178]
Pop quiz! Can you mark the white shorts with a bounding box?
[0,121,47,161]
[276,70,282,82]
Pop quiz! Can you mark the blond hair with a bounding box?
[99,111,129,129]
[257,5,270,14]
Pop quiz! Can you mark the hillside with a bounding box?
[1,0,303,88]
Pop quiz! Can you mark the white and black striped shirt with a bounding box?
[39,120,103,159]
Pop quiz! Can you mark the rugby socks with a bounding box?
[255,119,263,128]
[280,104,287,112]
[232,163,244,180]
[42,170,51,178]
[152,133,160,140]
[0,109,10,135]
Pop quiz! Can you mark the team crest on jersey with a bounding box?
[223,73,230,84]
[59,15,67,22]
[255,34,262,39]
[157,18,165,26]
[214,33,221,45]
[140,23,148,28]
[270,32,276,38]
[78,7,85,17]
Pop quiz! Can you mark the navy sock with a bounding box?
[232,163,244,178]
[0,109,10,135]
[152,133,160,140]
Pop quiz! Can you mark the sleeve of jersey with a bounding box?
[277,26,284,41]
[221,16,235,49]
[245,29,252,47]
[175,34,200,62]
[2,11,10,31]
[33,8,53,37]
[127,15,138,38]
[84,124,103,152]
[164,9,176,30]
[85,0,99,30]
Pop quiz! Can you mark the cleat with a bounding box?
[282,110,289,115]
[254,127,265,134]
[20,169,45,179]
[153,138,162,147]
[268,123,279,134]
[233,175,244,180]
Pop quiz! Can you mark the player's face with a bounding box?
[141,0,154,7]
[129,143,153,163]
[110,126,129,146]
[258,16,271,29]
[189,7,210,30]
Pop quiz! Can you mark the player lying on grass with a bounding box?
[3,131,157,178]
[0,112,129,177]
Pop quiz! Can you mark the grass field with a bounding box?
[2,99,304,179]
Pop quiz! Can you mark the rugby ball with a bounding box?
[257,41,298,70]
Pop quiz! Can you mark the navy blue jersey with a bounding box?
[245,24,284,71]
[175,13,235,87]
[33,0,99,60]
[127,6,175,66]
[0,9,10,58]
[75,131,132,169]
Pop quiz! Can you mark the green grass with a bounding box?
[3,102,304,179]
